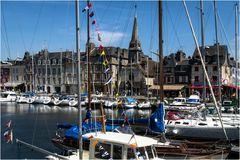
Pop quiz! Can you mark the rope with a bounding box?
[29,1,44,51]
[1,6,11,59]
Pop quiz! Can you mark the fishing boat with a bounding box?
[0,90,17,102]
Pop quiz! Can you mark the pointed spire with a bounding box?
[131,16,138,42]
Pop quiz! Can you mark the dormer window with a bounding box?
[38,60,41,65]
[42,60,46,65]
[46,59,50,65]
[58,59,62,65]
[52,59,56,65]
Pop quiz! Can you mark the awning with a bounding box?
[191,85,223,89]
[149,84,185,91]
[1,82,24,87]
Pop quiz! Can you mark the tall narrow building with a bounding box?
[128,16,143,64]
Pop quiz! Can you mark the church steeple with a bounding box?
[128,11,142,64]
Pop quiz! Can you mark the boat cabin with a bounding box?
[83,132,160,160]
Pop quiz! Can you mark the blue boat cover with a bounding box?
[126,97,137,103]
[23,92,35,96]
[64,122,119,140]
[149,103,165,133]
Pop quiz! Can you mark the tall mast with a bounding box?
[159,0,164,102]
[183,0,228,140]
[87,0,91,109]
[75,0,82,159]
[32,53,35,92]
[214,0,222,106]
[235,3,239,106]
[200,0,206,102]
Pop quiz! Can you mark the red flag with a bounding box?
[6,120,11,128]
[99,45,104,50]
[88,3,92,9]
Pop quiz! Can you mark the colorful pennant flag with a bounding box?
[6,120,11,128]
[104,77,112,85]
[92,20,96,25]
[89,11,94,17]
[82,3,92,12]
[104,67,110,74]
[103,59,108,66]
[98,33,102,41]
[4,129,13,143]
[99,45,104,50]
[100,50,105,57]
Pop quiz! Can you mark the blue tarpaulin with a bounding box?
[149,103,165,133]
[126,97,137,103]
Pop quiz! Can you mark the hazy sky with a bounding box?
[1,0,239,61]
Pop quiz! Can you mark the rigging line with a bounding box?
[46,3,57,50]
[98,0,112,27]
[224,5,235,36]
[217,12,233,55]
[165,2,182,49]
[149,3,157,52]
[107,1,125,47]
[1,26,9,56]
[15,10,27,52]
[204,3,213,37]
[1,6,11,59]
[30,1,44,51]
[118,1,135,47]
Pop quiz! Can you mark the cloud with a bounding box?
[93,30,128,47]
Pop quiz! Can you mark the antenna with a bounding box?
[134,3,137,17]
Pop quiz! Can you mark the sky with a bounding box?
[1,0,239,61]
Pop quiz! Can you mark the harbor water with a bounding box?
[1,102,152,159]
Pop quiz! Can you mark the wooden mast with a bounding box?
[87,0,91,109]
[159,0,164,102]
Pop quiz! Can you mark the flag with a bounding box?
[100,50,105,57]
[92,20,96,25]
[89,11,94,17]
[103,59,108,66]
[4,129,13,143]
[104,77,112,85]
[98,33,102,41]
[6,120,11,128]
[99,45,104,50]
[82,3,92,12]
[104,67,110,74]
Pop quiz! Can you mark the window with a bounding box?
[52,59,56,65]
[47,78,50,84]
[112,145,122,159]
[38,60,41,65]
[58,59,62,65]
[194,67,199,71]
[94,142,111,159]
[47,68,50,74]
[42,60,46,65]
[213,66,218,71]
[46,59,50,65]
[195,76,199,82]
[53,78,56,84]
[58,78,61,84]
[52,68,56,75]
[58,68,61,74]
[167,77,171,83]
[38,69,41,74]
[43,78,45,83]
[212,76,217,82]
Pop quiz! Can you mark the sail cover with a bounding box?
[149,103,165,133]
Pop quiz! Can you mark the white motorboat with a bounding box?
[138,101,151,109]
[43,96,55,105]
[47,131,162,160]
[0,91,17,102]
[104,97,118,108]
[53,96,71,106]
[170,97,187,106]
[16,92,34,103]
[27,95,50,104]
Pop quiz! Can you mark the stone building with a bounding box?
[191,43,233,99]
